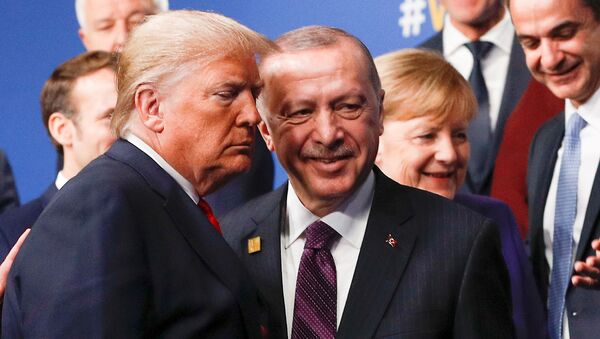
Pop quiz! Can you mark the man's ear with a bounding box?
[78,28,92,51]
[258,121,275,151]
[134,83,163,132]
[375,135,385,167]
[377,88,385,135]
[48,112,75,148]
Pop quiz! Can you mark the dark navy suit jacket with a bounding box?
[0,149,19,215]
[223,168,514,338]
[2,139,266,338]
[0,184,57,260]
[455,193,547,339]
[528,112,600,339]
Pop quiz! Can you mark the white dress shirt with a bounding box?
[543,88,600,339]
[281,171,375,337]
[54,171,68,190]
[442,9,514,132]
[125,133,199,204]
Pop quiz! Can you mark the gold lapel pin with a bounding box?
[385,234,397,248]
[248,236,261,254]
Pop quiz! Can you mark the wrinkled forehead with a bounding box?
[260,45,369,89]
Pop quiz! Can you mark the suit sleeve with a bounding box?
[0,150,19,214]
[2,183,150,338]
[454,218,515,338]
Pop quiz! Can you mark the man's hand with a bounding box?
[572,238,600,289]
[0,229,30,299]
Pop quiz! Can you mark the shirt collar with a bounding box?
[55,171,69,190]
[443,8,514,56]
[285,170,375,249]
[566,87,600,133]
[125,133,199,204]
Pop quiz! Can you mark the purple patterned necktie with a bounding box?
[291,220,340,339]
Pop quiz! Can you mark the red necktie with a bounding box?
[197,198,222,235]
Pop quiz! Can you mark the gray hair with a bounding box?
[264,25,381,92]
[112,10,275,137]
[75,0,169,28]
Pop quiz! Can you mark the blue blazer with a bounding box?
[0,149,19,214]
[3,139,266,338]
[528,112,600,339]
[0,184,57,260]
[455,193,547,339]
[222,168,514,338]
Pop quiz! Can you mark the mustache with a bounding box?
[302,143,356,159]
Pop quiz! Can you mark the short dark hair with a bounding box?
[40,51,117,154]
[506,0,600,21]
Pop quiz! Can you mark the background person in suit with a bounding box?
[0,51,118,261]
[420,0,563,236]
[0,150,19,215]
[223,26,513,339]
[509,0,600,337]
[76,0,169,52]
[374,48,546,339]
[3,10,273,337]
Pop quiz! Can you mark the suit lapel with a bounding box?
[107,139,262,338]
[528,115,564,294]
[238,186,289,338]
[337,169,417,339]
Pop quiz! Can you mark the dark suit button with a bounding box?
[572,311,578,317]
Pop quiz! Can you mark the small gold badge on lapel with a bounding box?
[385,234,397,248]
[248,236,261,254]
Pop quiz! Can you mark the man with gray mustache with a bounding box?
[222,25,513,338]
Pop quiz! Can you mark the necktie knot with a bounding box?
[565,112,586,139]
[465,40,494,61]
[304,220,340,250]
[197,198,222,235]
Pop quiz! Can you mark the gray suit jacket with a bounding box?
[223,168,514,338]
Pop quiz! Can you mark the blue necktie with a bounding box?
[465,41,494,192]
[548,112,586,339]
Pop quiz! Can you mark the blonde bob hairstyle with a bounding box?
[374,48,477,124]
[112,10,274,136]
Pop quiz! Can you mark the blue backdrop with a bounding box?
[0,0,444,202]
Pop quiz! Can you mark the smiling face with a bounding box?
[259,40,384,216]
[376,115,469,199]
[511,0,600,106]
[157,56,262,195]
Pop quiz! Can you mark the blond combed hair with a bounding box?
[375,48,477,124]
[112,10,275,137]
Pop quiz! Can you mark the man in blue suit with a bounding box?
[0,51,118,261]
[223,26,513,338]
[3,10,272,337]
[510,0,600,337]
[420,0,563,234]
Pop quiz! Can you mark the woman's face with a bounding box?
[376,114,470,199]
